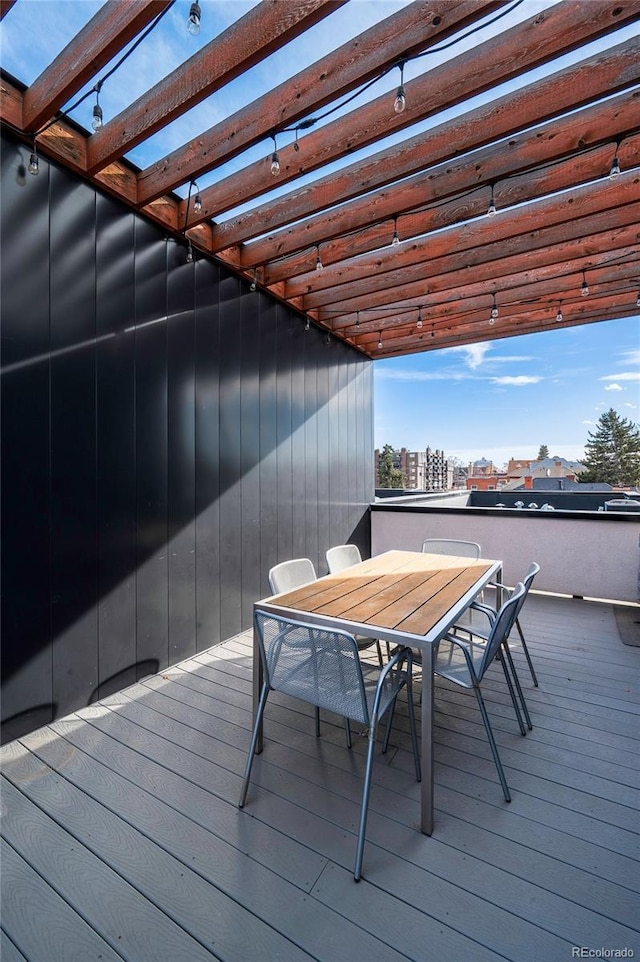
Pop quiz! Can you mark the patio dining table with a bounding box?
[253,548,502,835]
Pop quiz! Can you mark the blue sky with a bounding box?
[2,1,638,469]
[374,318,640,467]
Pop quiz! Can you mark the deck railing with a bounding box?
[370,494,640,603]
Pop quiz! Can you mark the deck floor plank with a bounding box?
[1,594,639,962]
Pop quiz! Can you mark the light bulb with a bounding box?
[315,249,323,271]
[28,152,39,175]
[378,336,383,349]
[416,313,423,329]
[393,86,406,114]
[487,186,497,217]
[609,155,620,179]
[490,301,499,320]
[194,193,202,213]
[92,103,103,132]
[556,307,563,322]
[305,317,310,331]
[581,278,589,297]
[187,2,201,35]
[186,241,193,263]
[488,316,495,326]
[391,228,400,246]
[636,290,640,307]
[270,151,280,176]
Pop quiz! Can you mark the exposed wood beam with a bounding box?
[203,24,640,245]
[0,1,17,21]
[295,173,640,306]
[22,0,172,133]
[246,92,640,274]
[86,0,347,176]
[137,0,497,205]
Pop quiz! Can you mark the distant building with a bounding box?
[502,455,587,491]
[374,446,452,490]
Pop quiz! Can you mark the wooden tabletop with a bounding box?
[261,549,497,639]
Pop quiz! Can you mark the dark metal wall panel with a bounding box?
[0,133,374,742]
[134,222,169,675]
[166,243,196,664]
[218,272,243,640]
[95,194,137,701]
[195,259,221,649]
[49,166,99,717]
[258,298,279,597]
[240,288,262,625]
[0,141,53,740]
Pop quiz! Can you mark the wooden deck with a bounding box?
[2,593,639,962]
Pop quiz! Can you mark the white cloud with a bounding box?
[604,383,623,391]
[624,402,638,409]
[445,343,491,370]
[582,420,595,425]
[601,372,640,382]
[490,375,542,386]
[374,368,469,382]
[618,349,640,366]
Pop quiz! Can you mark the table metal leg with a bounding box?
[253,621,263,754]
[420,642,434,835]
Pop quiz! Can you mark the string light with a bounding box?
[430,323,435,338]
[192,182,202,213]
[391,216,400,246]
[305,317,310,331]
[636,290,640,307]
[556,301,563,323]
[187,1,201,35]
[250,269,257,292]
[186,239,194,263]
[356,311,360,328]
[487,183,497,217]
[28,145,39,175]
[378,332,383,349]
[489,294,498,325]
[581,270,589,297]
[270,133,280,176]
[609,140,621,179]
[91,81,104,132]
[416,307,423,329]
[315,245,323,271]
[393,62,406,114]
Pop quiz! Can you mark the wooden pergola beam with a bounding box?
[22,0,172,133]
[86,0,347,177]
[248,94,639,276]
[136,0,497,205]
[295,174,640,307]
[203,30,640,248]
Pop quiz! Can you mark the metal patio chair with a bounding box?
[239,610,421,881]
[325,544,384,665]
[434,581,527,802]
[421,538,481,559]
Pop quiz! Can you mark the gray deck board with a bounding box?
[1,594,639,962]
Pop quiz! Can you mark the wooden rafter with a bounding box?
[1,0,638,358]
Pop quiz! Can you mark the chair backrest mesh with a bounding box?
[255,611,370,725]
[478,582,526,677]
[421,539,481,559]
[326,544,362,574]
[268,558,317,594]
[513,562,540,620]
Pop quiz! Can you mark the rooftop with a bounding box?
[2,591,638,961]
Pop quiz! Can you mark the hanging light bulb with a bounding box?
[377,332,383,349]
[556,302,563,323]
[92,103,103,131]
[391,216,400,246]
[416,307,423,329]
[250,269,257,292]
[581,270,589,297]
[393,62,406,114]
[315,246,323,271]
[636,289,640,307]
[430,324,435,338]
[187,1,201,35]
[194,190,202,213]
[609,141,621,179]
[186,240,194,263]
[270,149,280,176]
[28,149,39,175]
[356,311,360,329]
[489,294,498,325]
[487,183,497,217]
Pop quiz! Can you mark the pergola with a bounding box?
[1,0,639,357]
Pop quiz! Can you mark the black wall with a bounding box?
[0,134,374,743]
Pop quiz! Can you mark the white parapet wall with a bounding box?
[371,505,640,603]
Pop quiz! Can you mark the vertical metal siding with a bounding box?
[0,134,374,743]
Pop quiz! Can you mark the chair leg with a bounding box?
[474,685,511,803]
[354,720,378,881]
[375,639,384,666]
[239,683,270,808]
[496,649,527,736]
[503,641,532,731]
[315,706,321,737]
[516,617,539,687]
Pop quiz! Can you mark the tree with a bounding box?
[537,444,549,460]
[579,409,640,486]
[377,444,406,488]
